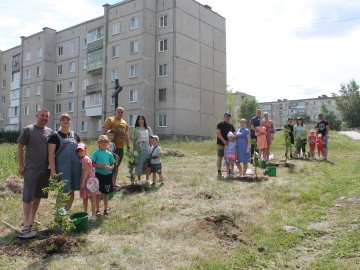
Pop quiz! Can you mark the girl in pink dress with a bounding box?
[255,122,268,160]
[261,112,275,161]
[76,143,100,222]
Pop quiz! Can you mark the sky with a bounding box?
[1,0,360,102]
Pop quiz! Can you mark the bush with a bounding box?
[0,131,20,144]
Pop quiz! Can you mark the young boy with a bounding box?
[146,135,164,187]
[92,135,115,215]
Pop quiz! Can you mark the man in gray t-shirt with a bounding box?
[17,109,52,238]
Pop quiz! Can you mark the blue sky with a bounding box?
[1,0,360,102]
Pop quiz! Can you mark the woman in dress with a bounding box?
[261,112,275,161]
[235,119,251,177]
[48,113,81,211]
[133,115,153,185]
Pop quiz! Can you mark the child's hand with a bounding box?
[81,182,86,191]
[105,165,113,171]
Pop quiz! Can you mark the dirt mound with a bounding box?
[0,176,23,195]
[195,191,213,199]
[162,149,185,157]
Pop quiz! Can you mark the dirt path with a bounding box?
[339,131,360,140]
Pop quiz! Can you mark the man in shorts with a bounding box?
[316,113,330,160]
[216,113,235,178]
[17,108,53,238]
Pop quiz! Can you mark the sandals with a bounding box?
[103,208,110,215]
[95,210,101,216]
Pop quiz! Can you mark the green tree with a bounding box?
[226,89,238,126]
[320,104,342,131]
[333,79,360,128]
[238,97,258,124]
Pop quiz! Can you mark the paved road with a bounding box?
[339,131,360,141]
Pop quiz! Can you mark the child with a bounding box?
[76,143,100,221]
[146,135,164,186]
[308,129,317,159]
[92,135,115,215]
[284,118,294,159]
[106,130,120,186]
[316,134,325,160]
[255,122,268,160]
[224,131,237,179]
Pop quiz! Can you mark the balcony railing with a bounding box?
[87,38,103,52]
[86,83,102,95]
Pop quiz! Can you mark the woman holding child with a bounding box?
[235,119,251,177]
[133,115,153,185]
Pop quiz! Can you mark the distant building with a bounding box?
[0,0,226,139]
[258,95,339,128]
[227,91,255,118]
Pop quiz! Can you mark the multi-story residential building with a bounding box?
[0,0,226,139]
[258,95,339,128]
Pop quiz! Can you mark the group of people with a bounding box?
[216,109,275,178]
[16,107,164,239]
[284,114,330,160]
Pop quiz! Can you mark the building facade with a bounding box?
[0,0,226,139]
[258,95,339,128]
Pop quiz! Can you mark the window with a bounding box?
[159,88,167,102]
[83,38,87,49]
[56,84,62,95]
[82,79,89,91]
[2,65,6,71]
[35,85,41,96]
[25,51,32,61]
[69,40,76,53]
[130,40,139,54]
[129,89,138,102]
[1,80,5,88]
[111,68,119,81]
[81,121,87,132]
[129,114,136,127]
[36,66,41,76]
[57,65,63,75]
[0,112,4,120]
[10,89,19,100]
[68,82,75,92]
[158,64,167,76]
[69,61,75,73]
[25,87,30,97]
[158,114,167,127]
[25,69,31,79]
[36,47,43,58]
[112,45,120,58]
[86,93,102,106]
[130,17,139,30]
[1,96,5,103]
[68,102,74,112]
[159,39,168,52]
[35,105,41,113]
[58,46,63,56]
[97,119,102,131]
[112,21,121,35]
[87,27,104,44]
[9,106,19,117]
[24,106,30,116]
[81,100,85,111]
[54,123,60,131]
[82,59,87,69]
[12,54,20,68]
[55,103,62,114]
[159,15,168,28]
[129,65,137,78]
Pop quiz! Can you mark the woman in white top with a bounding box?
[134,115,153,184]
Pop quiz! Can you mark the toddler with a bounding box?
[92,135,115,215]
[316,134,325,160]
[224,131,237,179]
[76,143,100,221]
[308,129,317,159]
[146,135,164,186]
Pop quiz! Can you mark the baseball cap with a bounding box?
[224,112,232,117]
[150,135,159,142]
[97,135,109,142]
[76,142,87,151]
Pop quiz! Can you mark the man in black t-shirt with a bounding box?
[216,113,235,177]
[316,113,330,160]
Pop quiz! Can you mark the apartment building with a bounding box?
[0,0,226,139]
[258,95,339,128]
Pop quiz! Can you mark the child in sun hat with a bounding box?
[76,142,100,221]
[308,129,317,159]
[146,135,164,187]
[91,135,115,215]
[224,131,237,179]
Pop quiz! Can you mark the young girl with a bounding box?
[106,130,120,186]
[316,134,325,160]
[308,129,317,159]
[77,143,99,221]
[92,135,115,215]
[225,131,237,179]
[255,122,268,160]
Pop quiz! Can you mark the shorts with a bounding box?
[217,144,225,157]
[96,172,114,194]
[22,168,50,203]
[150,163,162,174]
[112,147,124,174]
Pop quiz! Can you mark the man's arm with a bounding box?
[17,144,25,176]
[326,123,330,136]
[216,128,227,145]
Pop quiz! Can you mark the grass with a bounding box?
[0,131,359,269]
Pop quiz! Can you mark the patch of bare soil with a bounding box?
[234,176,268,182]
[0,176,23,196]
[162,149,185,157]
[335,197,360,207]
[195,191,213,199]
[267,162,295,168]
[0,230,85,258]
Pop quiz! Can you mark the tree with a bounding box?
[226,90,238,126]
[320,104,342,131]
[238,97,258,124]
[333,79,360,128]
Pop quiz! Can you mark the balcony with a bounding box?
[87,38,103,52]
[12,61,21,71]
[86,83,102,95]
[85,106,102,117]
[87,62,103,75]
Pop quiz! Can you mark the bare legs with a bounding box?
[23,198,41,227]
[236,163,248,177]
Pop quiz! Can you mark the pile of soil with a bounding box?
[162,149,185,157]
[0,176,23,195]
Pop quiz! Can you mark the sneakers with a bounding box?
[103,208,110,215]
[18,225,37,239]
[95,210,101,216]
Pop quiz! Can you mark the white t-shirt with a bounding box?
[149,145,162,164]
